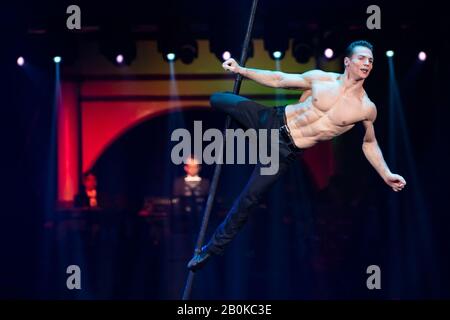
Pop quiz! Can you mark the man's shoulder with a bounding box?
[327,72,341,78]
[362,94,377,121]
[304,70,340,83]
[174,176,185,184]
[363,94,376,108]
[310,70,339,78]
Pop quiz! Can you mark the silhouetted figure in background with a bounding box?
[173,156,210,200]
[74,172,103,208]
[171,156,210,234]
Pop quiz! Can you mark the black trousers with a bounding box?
[205,92,302,255]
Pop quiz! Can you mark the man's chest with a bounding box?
[311,82,368,126]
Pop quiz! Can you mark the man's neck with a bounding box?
[341,70,365,96]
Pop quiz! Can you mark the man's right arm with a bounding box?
[222,58,331,90]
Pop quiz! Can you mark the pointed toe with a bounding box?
[187,246,212,271]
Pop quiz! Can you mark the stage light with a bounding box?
[324,48,334,59]
[272,51,283,59]
[386,50,394,57]
[46,28,78,66]
[116,54,124,64]
[99,25,137,66]
[263,14,288,61]
[166,53,176,61]
[157,21,197,64]
[210,12,254,63]
[178,41,198,64]
[292,39,313,63]
[17,56,25,66]
[222,51,231,61]
[319,29,343,60]
[418,51,427,61]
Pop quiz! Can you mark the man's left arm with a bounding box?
[362,104,406,192]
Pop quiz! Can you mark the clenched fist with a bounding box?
[222,58,242,74]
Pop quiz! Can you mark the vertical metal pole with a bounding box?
[182,0,259,300]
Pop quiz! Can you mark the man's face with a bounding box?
[84,174,97,190]
[344,46,374,80]
[184,163,200,176]
[184,157,201,176]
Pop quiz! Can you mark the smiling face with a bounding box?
[344,46,374,80]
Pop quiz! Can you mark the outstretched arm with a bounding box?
[362,105,406,192]
[222,58,331,90]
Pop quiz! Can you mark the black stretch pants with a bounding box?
[205,92,302,255]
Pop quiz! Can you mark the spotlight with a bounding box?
[272,51,283,59]
[324,48,334,59]
[263,14,288,61]
[210,14,254,63]
[319,30,343,60]
[157,22,197,64]
[157,37,178,61]
[116,54,124,64]
[99,25,137,66]
[47,29,78,66]
[386,50,394,57]
[418,51,427,61]
[17,56,25,66]
[222,51,231,61]
[166,53,176,61]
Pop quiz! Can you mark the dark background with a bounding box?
[1,0,449,299]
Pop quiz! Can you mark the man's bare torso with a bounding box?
[285,73,374,149]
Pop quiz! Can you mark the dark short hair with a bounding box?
[345,40,374,58]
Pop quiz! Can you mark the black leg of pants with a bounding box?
[205,92,299,255]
